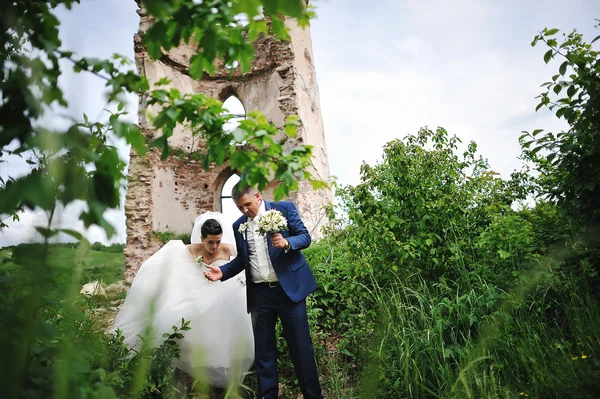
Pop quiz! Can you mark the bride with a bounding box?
[112,212,254,388]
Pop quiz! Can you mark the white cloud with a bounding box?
[312,0,590,187]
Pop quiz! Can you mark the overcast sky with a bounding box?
[1,0,598,246]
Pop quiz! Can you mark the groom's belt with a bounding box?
[254,280,280,288]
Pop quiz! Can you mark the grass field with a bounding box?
[0,242,126,287]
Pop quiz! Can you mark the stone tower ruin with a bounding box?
[124,4,333,280]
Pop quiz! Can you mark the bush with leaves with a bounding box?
[334,127,530,286]
[111,320,192,398]
[300,128,536,394]
[520,20,600,289]
[520,22,600,226]
[0,239,193,398]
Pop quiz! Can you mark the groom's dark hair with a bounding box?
[231,183,257,201]
[201,219,223,238]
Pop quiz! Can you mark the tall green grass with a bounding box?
[300,223,600,399]
[348,260,600,398]
[0,241,252,398]
[2,232,599,398]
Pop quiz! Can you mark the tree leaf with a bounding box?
[232,128,246,143]
[310,179,329,190]
[553,84,562,95]
[248,20,268,41]
[125,124,147,156]
[59,229,84,241]
[559,61,568,75]
[531,145,544,155]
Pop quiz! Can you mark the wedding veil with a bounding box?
[190,211,236,249]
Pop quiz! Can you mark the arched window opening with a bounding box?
[221,173,242,228]
[222,95,246,133]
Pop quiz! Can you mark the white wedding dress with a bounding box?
[112,239,254,387]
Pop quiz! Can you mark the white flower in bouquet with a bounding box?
[195,255,203,266]
[256,209,288,235]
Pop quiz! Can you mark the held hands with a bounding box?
[271,233,290,250]
[204,264,223,281]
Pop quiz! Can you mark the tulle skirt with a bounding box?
[113,240,254,387]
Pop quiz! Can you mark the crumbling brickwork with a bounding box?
[125,3,333,280]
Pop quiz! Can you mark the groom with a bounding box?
[205,184,323,399]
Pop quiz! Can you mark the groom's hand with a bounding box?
[204,264,223,281]
[271,233,290,250]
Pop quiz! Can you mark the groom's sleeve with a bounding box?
[284,202,311,251]
[221,256,245,281]
[221,226,245,281]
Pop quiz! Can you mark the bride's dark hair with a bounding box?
[201,218,223,238]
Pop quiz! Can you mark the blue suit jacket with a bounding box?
[220,201,317,312]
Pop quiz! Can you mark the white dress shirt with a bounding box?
[247,200,279,283]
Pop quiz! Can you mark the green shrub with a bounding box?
[91,242,126,253]
[0,241,190,398]
[151,231,192,245]
[304,126,600,398]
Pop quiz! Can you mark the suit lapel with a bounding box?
[264,201,277,257]
[240,215,249,259]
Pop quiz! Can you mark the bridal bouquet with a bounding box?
[256,210,288,235]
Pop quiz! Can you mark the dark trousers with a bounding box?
[251,282,323,399]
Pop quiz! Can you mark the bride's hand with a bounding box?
[204,264,223,281]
